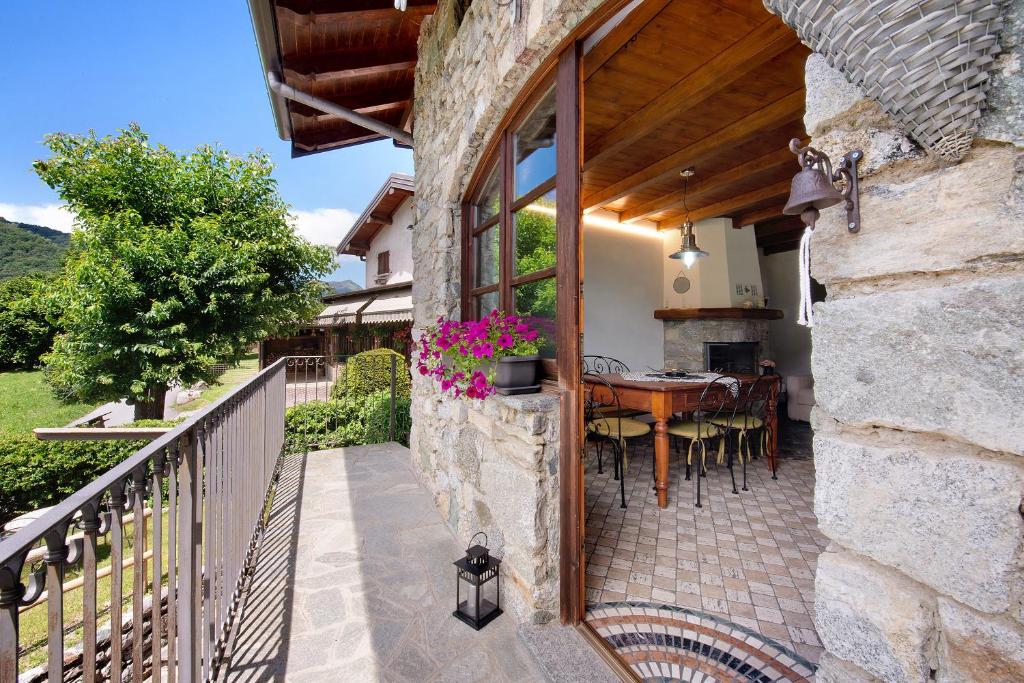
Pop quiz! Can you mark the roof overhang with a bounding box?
[247,0,436,157]
[337,173,415,257]
[315,282,413,325]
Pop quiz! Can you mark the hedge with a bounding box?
[0,436,144,526]
[336,348,411,400]
[284,390,411,453]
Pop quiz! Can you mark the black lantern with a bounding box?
[453,532,502,630]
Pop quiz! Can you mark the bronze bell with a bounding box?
[783,165,844,215]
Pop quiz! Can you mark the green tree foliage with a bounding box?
[283,390,411,453]
[0,220,70,280]
[0,274,59,370]
[340,348,411,399]
[33,124,333,418]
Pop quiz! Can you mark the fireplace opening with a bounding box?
[704,342,759,374]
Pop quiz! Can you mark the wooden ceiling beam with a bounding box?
[292,100,409,123]
[620,147,795,223]
[583,0,675,80]
[754,215,805,238]
[287,84,412,117]
[585,20,797,169]
[658,180,792,229]
[368,213,393,226]
[732,203,789,227]
[283,45,418,82]
[276,0,435,25]
[583,89,805,211]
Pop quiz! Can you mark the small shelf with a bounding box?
[655,307,784,321]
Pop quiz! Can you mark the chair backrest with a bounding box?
[582,355,630,374]
[583,371,623,438]
[742,376,774,425]
[696,375,740,427]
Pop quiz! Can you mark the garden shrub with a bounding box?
[361,390,412,447]
[344,348,410,399]
[0,435,145,525]
[0,274,58,370]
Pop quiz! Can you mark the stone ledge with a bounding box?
[488,390,560,413]
[937,598,1024,682]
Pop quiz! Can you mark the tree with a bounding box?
[0,274,58,370]
[34,125,332,419]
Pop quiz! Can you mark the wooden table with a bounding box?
[585,373,779,508]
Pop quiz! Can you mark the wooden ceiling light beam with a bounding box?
[658,179,792,229]
[583,89,805,210]
[582,0,675,80]
[584,20,797,170]
[619,146,795,222]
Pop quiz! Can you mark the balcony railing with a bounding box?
[0,358,291,683]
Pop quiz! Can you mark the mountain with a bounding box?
[324,279,362,295]
[0,219,70,280]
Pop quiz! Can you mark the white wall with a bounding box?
[758,248,811,376]
[583,221,666,371]
[660,218,765,308]
[365,196,415,286]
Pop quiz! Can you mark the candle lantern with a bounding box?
[453,532,502,630]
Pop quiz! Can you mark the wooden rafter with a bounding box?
[658,180,792,229]
[276,0,435,25]
[733,203,789,227]
[583,89,805,210]
[284,45,418,82]
[287,84,413,117]
[584,20,797,169]
[583,0,675,80]
[755,215,804,238]
[620,147,795,223]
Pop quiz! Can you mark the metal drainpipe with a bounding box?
[266,71,414,147]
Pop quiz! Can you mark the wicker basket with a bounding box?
[764,0,1005,161]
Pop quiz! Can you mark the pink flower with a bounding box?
[523,330,538,341]
[497,333,513,349]
[418,364,428,375]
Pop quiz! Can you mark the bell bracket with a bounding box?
[789,139,863,233]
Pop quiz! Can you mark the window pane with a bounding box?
[473,225,499,287]
[514,277,556,358]
[513,87,556,199]
[473,290,499,320]
[474,163,501,225]
[513,189,556,276]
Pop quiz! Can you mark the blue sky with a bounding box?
[0,2,413,285]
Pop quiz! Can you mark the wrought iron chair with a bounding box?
[710,376,775,489]
[584,371,651,509]
[665,375,738,508]
[582,355,644,418]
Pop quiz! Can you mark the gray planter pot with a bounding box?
[493,355,540,395]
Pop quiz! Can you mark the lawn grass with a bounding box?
[180,353,260,411]
[0,370,99,435]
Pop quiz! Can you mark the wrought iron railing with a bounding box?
[0,358,289,683]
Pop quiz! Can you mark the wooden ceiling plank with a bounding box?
[284,45,418,81]
[583,0,675,81]
[658,179,792,229]
[733,203,789,227]
[583,89,805,210]
[584,20,797,169]
[276,0,435,26]
[620,146,795,222]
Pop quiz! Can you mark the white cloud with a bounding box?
[0,203,76,232]
[290,207,357,247]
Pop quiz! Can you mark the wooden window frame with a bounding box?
[377,250,390,276]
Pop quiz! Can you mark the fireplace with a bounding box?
[704,342,759,374]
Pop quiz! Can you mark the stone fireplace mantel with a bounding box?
[655,307,784,321]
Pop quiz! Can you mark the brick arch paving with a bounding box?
[583,422,827,682]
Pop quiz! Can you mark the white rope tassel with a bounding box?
[797,225,814,328]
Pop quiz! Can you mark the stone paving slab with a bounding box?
[225,444,555,682]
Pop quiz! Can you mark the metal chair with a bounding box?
[665,375,738,508]
[582,355,631,374]
[584,371,651,509]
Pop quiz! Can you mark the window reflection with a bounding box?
[514,88,556,199]
[474,225,499,287]
[475,163,501,225]
[514,278,556,358]
[513,190,556,276]
[474,290,499,320]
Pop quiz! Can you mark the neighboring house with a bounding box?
[250,1,1024,681]
[259,174,415,370]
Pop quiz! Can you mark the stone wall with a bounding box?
[663,319,771,371]
[803,8,1024,676]
[410,1,602,623]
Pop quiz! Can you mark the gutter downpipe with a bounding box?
[266,71,414,148]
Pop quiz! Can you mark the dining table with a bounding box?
[585,372,780,508]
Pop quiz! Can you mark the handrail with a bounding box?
[0,358,287,565]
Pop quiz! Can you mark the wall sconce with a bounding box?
[783,138,862,232]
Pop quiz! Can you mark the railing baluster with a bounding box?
[131,465,147,680]
[166,443,178,683]
[80,501,102,683]
[109,482,127,682]
[0,554,27,682]
[151,451,165,683]
[43,524,70,682]
[177,430,200,683]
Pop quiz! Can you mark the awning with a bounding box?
[314,285,412,326]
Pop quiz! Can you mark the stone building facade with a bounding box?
[408,0,1024,679]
